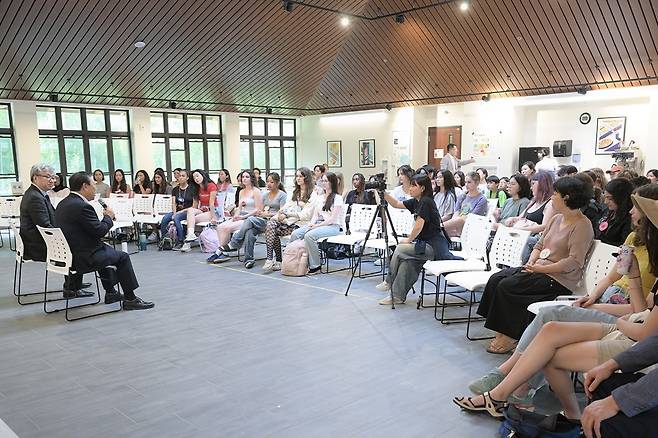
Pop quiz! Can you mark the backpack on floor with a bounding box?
[499,405,581,438]
[166,222,177,240]
[281,239,309,276]
[158,236,174,251]
[318,240,352,260]
[198,224,219,253]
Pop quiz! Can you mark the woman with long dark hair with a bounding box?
[182,169,218,251]
[213,170,263,248]
[646,169,658,184]
[454,171,466,189]
[263,167,318,271]
[151,169,172,195]
[433,170,461,222]
[93,169,110,198]
[391,165,415,201]
[376,173,462,305]
[217,168,236,220]
[288,172,344,274]
[491,174,531,229]
[597,178,634,246]
[344,173,376,231]
[442,171,488,237]
[111,169,131,196]
[47,172,70,199]
[133,169,152,195]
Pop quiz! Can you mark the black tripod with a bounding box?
[344,192,400,308]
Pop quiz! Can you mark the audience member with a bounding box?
[597,178,634,246]
[377,173,462,305]
[182,170,219,250]
[440,143,475,173]
[606,164,623,179]
[557,165,578,178]
[151,168,172,195]
[631,175,650,188]
[213,170,263,248]
[454,170,466,189]
[313,164,325,185]
[133,170,152,195]
[47,172,70,199]
[476,167,489,193]
[504,171,555,247]
[216,168,236,218]
[171,168,182,188]
[111,169,132,196]
[391,165,415,201]
[288,172,343,275]
[263,167,318,271]
[498,176,509,193]
[647,169,658,184]
[55,171,153,310]
[253,167,266,188]
[485,175,507,208]
[93,169,110,198]
[477,176,594,354]
[160,169,195,250]
[433,170,461,222]
[344,173,376,232]
[520,161,536,179]
[443,171,487,237]
[491,174,531,230]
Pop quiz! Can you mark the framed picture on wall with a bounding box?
[327,140,342,167]
[595,116,626,155]
[358,139,375,168]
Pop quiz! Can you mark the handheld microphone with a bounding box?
[98,199,108,209]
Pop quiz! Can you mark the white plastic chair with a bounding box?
[419,214,492,309]
[441,226,531,340]
[527,240,617,315]
[0,196,21,249]
[109,193,129,198]
[106,197,135,231]
[486,198,498,220]
[132,194,155,224]
[37,226,121,320]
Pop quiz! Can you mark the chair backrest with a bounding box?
[0,196,21,219]
[109,193,129,198]
[460,214,493,259]
[153,194,173,216]
[89,200,105,220]
[490,226,531,268]
[576,240,617,294]
[348,204,378,236]
[388,207,415,236]
[486,198,498,218]
[106,197,134,222]
[49,196,62,209]
[36,225,72,276]
[11,223,24,262]
[132,194,155,215]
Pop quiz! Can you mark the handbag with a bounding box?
[499,405,581,438]
[198,224,219,253]
[318,240,353,260]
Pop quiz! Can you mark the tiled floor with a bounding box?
[0,242,513,437]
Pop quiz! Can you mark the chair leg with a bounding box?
[466,290,494,341]
[65,272,121,321]
[15,261,66,305]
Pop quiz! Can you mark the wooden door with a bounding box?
[428,126,462,170]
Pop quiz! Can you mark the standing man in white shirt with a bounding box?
[439,143,476,174]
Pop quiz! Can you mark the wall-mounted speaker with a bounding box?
[553,140,573,157]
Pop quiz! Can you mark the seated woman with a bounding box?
[477,176,594,354]
[263,167,318,271]
[217,168,236,220]
[182,170,219,250]
[151,169,172,195]
[376,173,462,305]
[391,165,415,201]
[214,170,263,247]
[93,169,110,198]
[344,173,376,232]
[433,170,462,222]
[110,169,132,196]
[160,169,195,250]
[253,167,266,188]
[133,169,152,195]
[454,170,465,190]
[442,171,487,237]
[597,177,634,246]
[47,173,70,198]
[467,184,658,404]
[521,160,536,179]
[491,174,531,230]
[454,190,658,420]
[207,172,287,268]
[289,172,343,275]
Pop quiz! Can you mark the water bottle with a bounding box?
[139,231,148,251]
[121,241,128,253]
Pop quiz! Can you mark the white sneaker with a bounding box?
[376,281,390,291]
[180,242,192,252]
[272,261,281,271]
[184,234,197,242]
[378,296,405,305]
[147,232,157,242]
[262,259,274,271]
[373,259,382,267]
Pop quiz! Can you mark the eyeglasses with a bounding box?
[37,174,56,180]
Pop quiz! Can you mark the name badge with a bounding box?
[540,248,551,259]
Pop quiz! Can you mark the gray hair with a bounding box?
[30,163,56,181]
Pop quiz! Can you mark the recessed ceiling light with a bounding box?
[134,41,146,48]
[516,35,523,41]
[340,16,350,27]
[459,1,469,11]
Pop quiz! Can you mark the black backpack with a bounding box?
[158,236,174,251]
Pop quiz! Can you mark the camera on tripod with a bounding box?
[364,173,387,191]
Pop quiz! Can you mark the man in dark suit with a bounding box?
[19,163,92,298]
[55,171,153,311]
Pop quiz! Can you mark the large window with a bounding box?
[239,117,296,188]
[0,104,19,195]
[37,106,133,184]
[150,112,223,181]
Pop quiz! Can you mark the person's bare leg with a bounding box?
[465,321,602,404]
[185,209,199,238]
[543,341,600,419]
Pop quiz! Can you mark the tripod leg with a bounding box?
[344,204,381,296]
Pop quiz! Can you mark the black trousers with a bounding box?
[71,246,139,298]
[476,267,571,340]
[593,373,658,438]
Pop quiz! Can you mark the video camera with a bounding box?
[364,173,387,191]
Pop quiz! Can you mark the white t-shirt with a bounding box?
[391,185,413,201]
[314,194,344,228]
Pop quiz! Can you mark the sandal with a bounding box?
[453,391,507,418]
[486,340,518,355]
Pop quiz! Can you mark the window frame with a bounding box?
[150,111,223,181]
[36,105,133,178]
[239,116,296,180]
[0,103,19,194]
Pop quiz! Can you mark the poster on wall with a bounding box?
[392,130,410,166]
[359,139,375,168]
[472,133,491,158]
[327,140,342,167]
[595,116,626,155]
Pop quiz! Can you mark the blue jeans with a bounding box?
[290,224,342,269]
[160,211,187,242]
[230,216,267,261]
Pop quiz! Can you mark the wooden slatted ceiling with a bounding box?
[0,0,657,115]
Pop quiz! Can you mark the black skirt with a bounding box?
[476,267,572,340]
